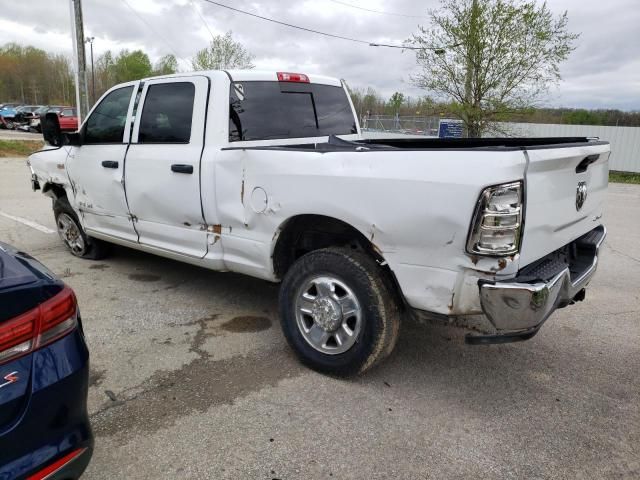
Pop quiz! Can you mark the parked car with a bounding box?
[28,106,69,133]
[28,106,52,132]
[0,102,21,110]
[0,106,19,129]
[28,70,609,376]
[1,106,45,131]
[58,107,79,131]
[14,105,45,123]
[0,242,93,478]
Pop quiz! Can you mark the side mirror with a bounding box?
[65,132,82,147]
[59,113,65,117]
[42,112,63,147]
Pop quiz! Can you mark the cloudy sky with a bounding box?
[0,0,638,110]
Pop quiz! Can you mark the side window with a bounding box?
[84,86,134,144]
[61,109,74,117]
[138,82,195,143]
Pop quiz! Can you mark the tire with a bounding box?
[53,197,112,260]
[279,247,401,376]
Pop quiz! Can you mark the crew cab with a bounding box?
[27,70,610,375]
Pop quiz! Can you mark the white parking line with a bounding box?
[0,211,55,234]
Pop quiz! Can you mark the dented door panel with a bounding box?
[65,82,140,242]
[125,76,211,259]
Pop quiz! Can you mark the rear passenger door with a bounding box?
[124,76,209,257]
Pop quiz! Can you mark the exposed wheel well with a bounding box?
[272,215,375,278]
[272,215,405,308]
[42,182,68,200]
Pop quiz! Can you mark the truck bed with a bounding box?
[224,136,608,152]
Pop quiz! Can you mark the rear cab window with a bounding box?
[229,81,357,142]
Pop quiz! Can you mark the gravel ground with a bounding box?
[1,156,639,479]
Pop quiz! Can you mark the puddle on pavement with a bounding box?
[220,316,272,333]
[89,264,110,270]
[128,273,161,282]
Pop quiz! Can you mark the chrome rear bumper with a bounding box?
[476,225,606,337]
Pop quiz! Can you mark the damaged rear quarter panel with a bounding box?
[211,146,526,314]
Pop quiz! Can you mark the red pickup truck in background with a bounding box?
[57,107,78,131]
[28,106,78,132]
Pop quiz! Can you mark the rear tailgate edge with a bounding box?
[520,141,610,266]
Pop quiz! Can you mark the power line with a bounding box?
[190,0,216,42]
[119,0,188,65]
[198,0,435,50]
[327,0,429,19]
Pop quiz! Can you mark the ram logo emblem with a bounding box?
[576,182,587,211]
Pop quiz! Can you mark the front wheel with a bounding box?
[279,247,400,376]
[53,197,112,259]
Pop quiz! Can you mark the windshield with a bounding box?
[228,81,357,142]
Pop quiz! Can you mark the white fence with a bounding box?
[496,123,640,173]
[362,118,640,173]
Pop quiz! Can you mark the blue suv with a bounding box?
[0,242,92,479]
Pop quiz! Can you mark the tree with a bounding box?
[361,87,384,115]
[192,31,254,71]
[94,50,116,98]
[387,92,405,114]
[0,43,74,104]
[113,49,152,83]
[154,54,178,75]
[407,0,579,136]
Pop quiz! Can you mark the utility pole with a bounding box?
[69,0,89,123]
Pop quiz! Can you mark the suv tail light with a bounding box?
[277,72,310,83]
[467,181,523,256]
[0,286,77,365]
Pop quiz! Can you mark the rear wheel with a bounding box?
[279,247,400,376]
[53,197,111,259]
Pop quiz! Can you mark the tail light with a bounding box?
[0,286,77,365]
[467,181,523,256]
[277,72,310,83]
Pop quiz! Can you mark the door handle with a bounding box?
[101,160,119,168]
[171,164,193,174]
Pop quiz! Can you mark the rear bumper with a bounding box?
[476,225,606,338]
[29,446,93,480]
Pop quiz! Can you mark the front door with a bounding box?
[66,83,139,242]
[124,76,209,257]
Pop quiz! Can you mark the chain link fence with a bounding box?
[360,114,440,137]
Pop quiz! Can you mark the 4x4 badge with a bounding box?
[0,371,19,389]
[576,181,587,211]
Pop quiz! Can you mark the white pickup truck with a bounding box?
[28,70,609,375]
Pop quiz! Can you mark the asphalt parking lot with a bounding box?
[1,155,639,479]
